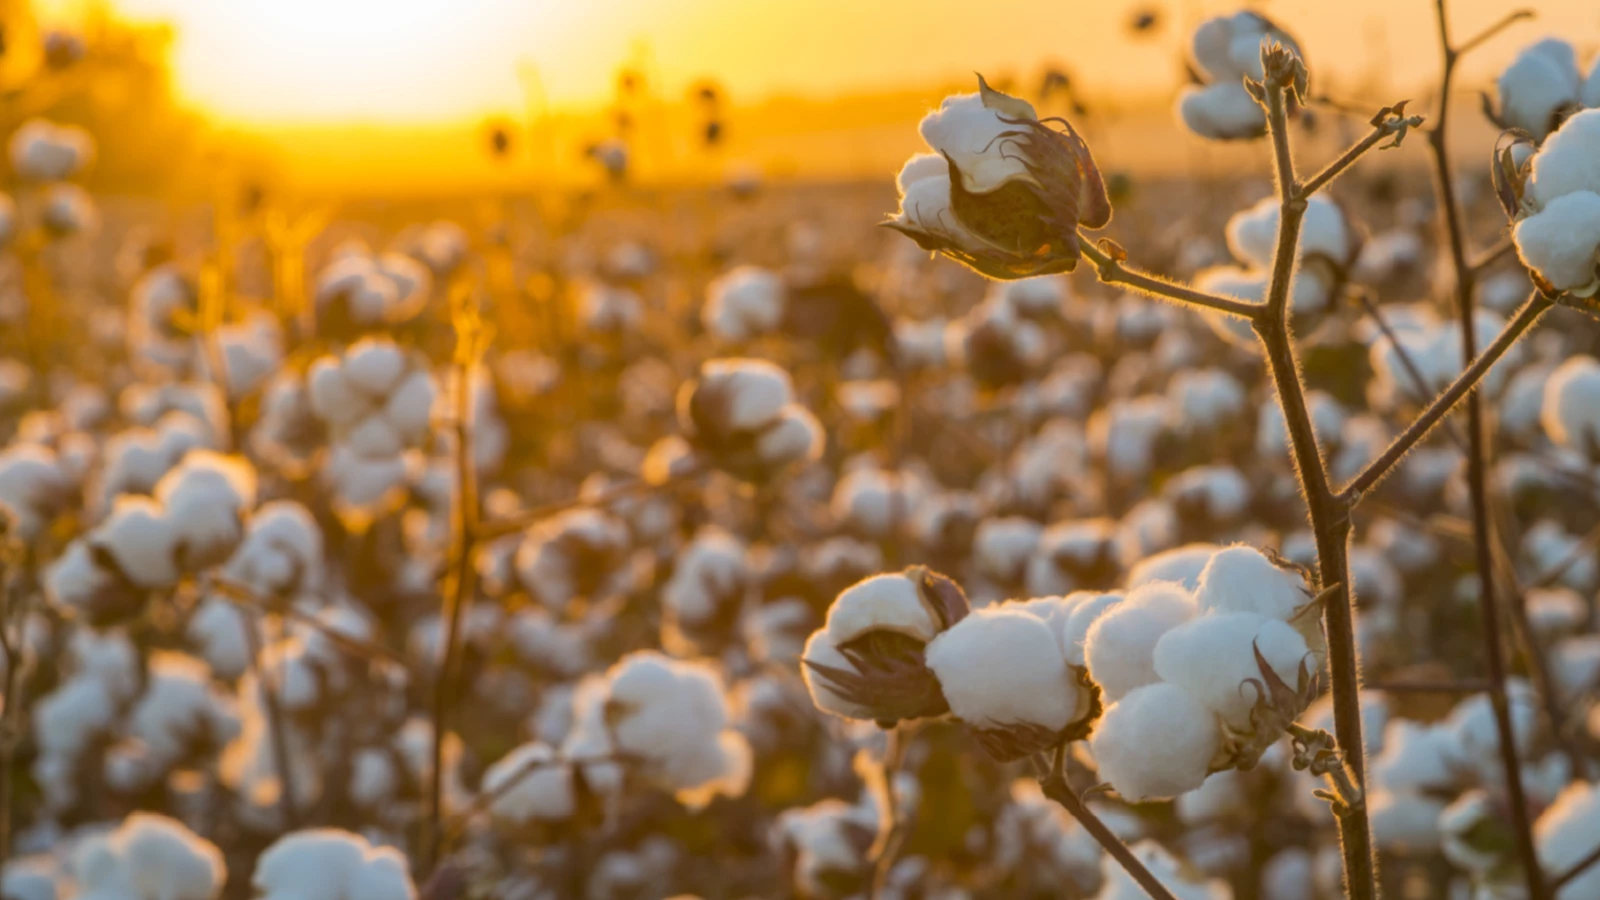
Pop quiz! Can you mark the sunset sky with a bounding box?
[33,0,1600,125]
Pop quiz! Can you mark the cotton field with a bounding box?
[5,2,1600,899]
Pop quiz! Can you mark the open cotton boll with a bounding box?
[1084,580,1197,702]
[1054,591,1122,668]
[1226,195,1352,270]
[1127,544,1224,591]
[823,572,944,645]
[603,652,752,805]
[1496,39,1582,141]
[1537,781,1600,899]
[1,857,57,900]
[253,829,415,900]
[513,508,631,613]
[1091,682,1221,801]
[973,516,1043,585]
[93,496,181,589]
[687,358,794,434]
[220,500,322,597]
[482,742,575,824]
[924,607,1083,736]
[1162,465,1251,525]
[576,281,643,335]
[1369,789,1446,853]
[1543,355,1600,454]
[1152,612,1311,730]
[1443,679,1540,775]
[9,118,94,181]
[1167,368,1247,436]
[1024,519,1120,597]
[918,91,1033,194]
[33,673,117,758]
[704,266,785,341]
[1193,545,1309,622]
[129,652,239,769]
[1090,395,1172,480]
[154,451,258,571]
[1528,104,1600,209]
[1514,190,1600,293]
[1372,720,1461,793]
[1177,82,1266,141]
[0,445,70,540]
[72,812,225,900]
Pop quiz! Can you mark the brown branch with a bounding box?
[1075,234,1262,321]
[1036,748,1181,900]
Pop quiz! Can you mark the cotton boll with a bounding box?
[1091,683,1221,802]
[1537,781,1600,899]
[253,829,416,900]
[72,812,225,900]
[1226,195,1352,270]
[9,119,93,181]
[481,742,575,824]
[576,281,643,335]
[973,516,1043,585]
[1372,720,1461,793]
[1,856,57,900]
[924,607,1083,747]
[1496,39,1581,142]
[704,266,785,340]
[1084,580,1197,702]
[823,572,944,645]
[603,653,752,806]
[154,451,258,572]
[1090,395,1173,481]
[918,91,1034,194]
[1127,544,1223,591]
[1543,355,1600,455]
[1178,82,1266,141]
[1025,518,1120,596]
[1369,789,1446,853]
[1163,465,1252,526]
[129,652,239,769]
[40,182,96,236]
[1167,368,1247,437]
[0,444,71,540]
[1514,190,1600,293]
[1153,612,1311,730]
[1194,545,1309,622]
[1260,848,1314,900]
[1529,108,1600,210]
[1444,679,1540,777]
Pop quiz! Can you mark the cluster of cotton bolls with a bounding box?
[22,15,1600,900]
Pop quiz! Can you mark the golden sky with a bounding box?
[35,0,1600,126]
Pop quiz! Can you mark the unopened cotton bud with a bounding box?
[1090,682,1221,801]
[1152,612,1312,730]
[1083,580,1197,702]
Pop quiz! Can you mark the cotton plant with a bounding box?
[1487,38,1600,142]
[673,358,824,481]
[70,812,225,900]
[703,264,786,341]
[252,829,417,900]
[1177,12,1302,140]
[1505,108,1600,295]
[312,244,433,335]
[660,525,750,653]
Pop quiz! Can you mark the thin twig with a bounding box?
[1470,235,1516,273]
[1528,518,1600,590]
[473,466,702,542]
[1300,106,1426,198]
[1430,3,1545,895]
[1036,747,1180,900]
[1553,840,1600,891]
[1453,9,1535,57]
[1340,292,1552,502]
[1075,235,1262,321]
[210,579,412,668]
[440,752,636,846]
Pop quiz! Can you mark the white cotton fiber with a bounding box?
[1515,190,1600,291]
[919,91,1033,193]
[1083,580,1197,702]
[824,572,938,644]
[1153,612,1311,729]
[1090,682,1221,802]
[1498,39,1581,141]
[925,607,1079,731]
[1542,355,1600,453]
[482,742,575,824]
[1194,545,1308,622]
